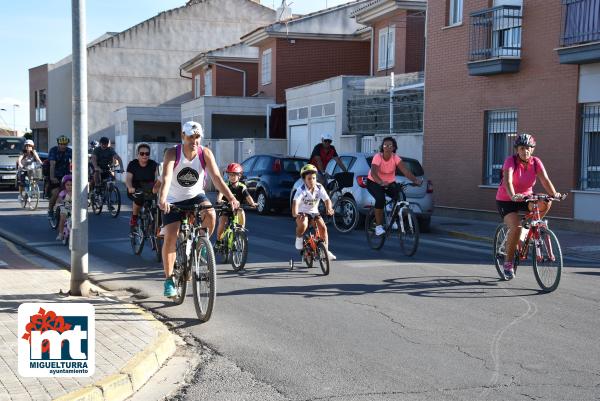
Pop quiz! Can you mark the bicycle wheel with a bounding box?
[28,186,40,211]
[231,229,248,272]
[333,197,359,233]
[219,233,230,264]
[172,236,188,305]
[91,192,103,215]
[304,249,314,268]
[365,207,386,250]
[154,237,163,263]
[532,227,562,292]
[317,242,330,276]
[319,200,332,225]
[49,207,60,230]
[108,186,121,218]
[130,217,145,255]
[191,236,216,323]
[493,224,509,279]
[398,208,420,257]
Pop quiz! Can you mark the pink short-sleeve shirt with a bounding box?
[496,156,546,201]
[368,153,401,184]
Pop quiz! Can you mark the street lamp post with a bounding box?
[71,0,91,296]
[13,104,19,135]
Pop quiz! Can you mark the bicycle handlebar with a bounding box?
[523,193,568,202]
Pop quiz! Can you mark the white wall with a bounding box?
[573,191,600,222]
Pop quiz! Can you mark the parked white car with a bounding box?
[290,152,434,231]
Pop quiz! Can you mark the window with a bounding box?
[581,103,600,189]
[378,26,395,70]
[241,157,256,174]
[261,49,272,85]
[485,110,518,185]
[204,69,212,96]
[194,75,201,98]
[35,89,47,122]
[288,109,299,121]
[253,156,272,172]
[449,0,463,26]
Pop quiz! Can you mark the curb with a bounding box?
[0,227,178,401]
[432,227,493,243]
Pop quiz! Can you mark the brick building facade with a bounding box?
[423,0,600,222]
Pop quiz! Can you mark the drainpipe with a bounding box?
[369,26,374,76]
[213,62,247,96]
[179,69,192,79]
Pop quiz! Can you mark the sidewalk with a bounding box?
[0,239,177,401]
[432,215,600,263]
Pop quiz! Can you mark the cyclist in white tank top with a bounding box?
[158,121,240,298]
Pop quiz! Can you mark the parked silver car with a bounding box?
[290,152,434,231]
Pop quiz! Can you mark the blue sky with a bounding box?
[0,0,349,132]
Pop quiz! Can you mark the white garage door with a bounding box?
[309,119,336,152]
[289,125,309,158]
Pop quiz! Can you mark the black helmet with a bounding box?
[99,137,110,145]
[514,133,536,148]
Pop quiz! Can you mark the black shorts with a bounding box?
[496,200,529,218]
[366,179,399,209]
[162,194,210,226]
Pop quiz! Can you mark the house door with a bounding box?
[289,125,309,158]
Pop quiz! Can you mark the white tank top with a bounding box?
[166,145,206,203]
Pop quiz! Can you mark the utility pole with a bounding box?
[70,0,91,296]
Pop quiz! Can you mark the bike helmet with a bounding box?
[514,133,536,148]
[99,136,110,145]
[57,135,70,145]
[61,175,72,185]
[300,164,318,177]
[226,163,243,174]
[24,139,34,147]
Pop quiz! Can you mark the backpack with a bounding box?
[174,144,207,188]
[499,155,539,184]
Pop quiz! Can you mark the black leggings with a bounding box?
[366,179,399,209]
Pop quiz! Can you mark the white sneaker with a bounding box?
[375,225,385,236]
[327,250,337,261]
[295,237,303,250]
[56,234,63,241]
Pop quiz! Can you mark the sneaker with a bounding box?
[295,237,303,250]
[375,225,385,236]
[163,277,177,298]
[56,234,63,241]
[327,250,337,261]
[503,262,514,280]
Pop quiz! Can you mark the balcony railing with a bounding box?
[560,0,600,47]
[468,5,522,75]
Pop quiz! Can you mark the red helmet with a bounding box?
[226,163,243,174]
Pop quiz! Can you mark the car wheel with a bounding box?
[256,190,270,215]
[418,216,431,233]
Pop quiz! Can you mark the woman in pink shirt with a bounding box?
[496,133,562,279]
[367,137,422,236]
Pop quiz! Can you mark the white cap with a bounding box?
[24,139,34,146]
[182,121,203,137]
[321,133,333,141]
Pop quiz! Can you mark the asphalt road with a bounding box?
[1,189,599,401]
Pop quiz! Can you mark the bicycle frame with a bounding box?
[516,199,548,262]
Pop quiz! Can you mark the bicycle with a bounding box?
[365,183,420,256]
[289,213,330,275]
[214,203,252,272]
[493,193,567,292]
[320,172,359,233]
[130,191,162,262]
[169,203,217,323]
[90,165,122,218]
[60,205,72,247]
[19,164,42,211]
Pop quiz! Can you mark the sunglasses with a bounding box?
[382,143,394,148]
[139,152,150,156]
[323,140,332,144]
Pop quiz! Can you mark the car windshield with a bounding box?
[366,156,424,177]
[282,158,308,173]
[0,138,23,155]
